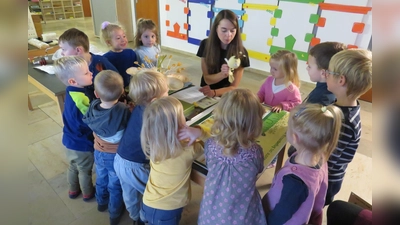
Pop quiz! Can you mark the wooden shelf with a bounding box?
[39,0,84,23]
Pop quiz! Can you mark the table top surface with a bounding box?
[192,107,289,175]
[28,61,66,96]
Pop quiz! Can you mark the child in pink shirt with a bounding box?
[257,50,302,168]
[257,50,302,113]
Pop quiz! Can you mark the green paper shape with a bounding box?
[271,28,279,37]
[285,35,296,50]
[309,14,319,24]
[304,33,314,42]
[274,9,282,18]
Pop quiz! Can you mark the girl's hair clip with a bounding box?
[321,106,327,113]
[101,21,110,30]
[294,107,306,118]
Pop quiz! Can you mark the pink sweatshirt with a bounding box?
[257,76,302,111]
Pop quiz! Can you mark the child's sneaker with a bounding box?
[83,187,95,202]
[68,190,81,199]
[97,204,108,212]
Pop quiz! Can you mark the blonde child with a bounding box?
[140,96,207,225]
[113,69,168,225]
[198,89,267,225]
[262,103,343,225]
[82,70,130,225]
[324,49,372,205]
[257,50,302,113]
[133,18,160,68]
[59,28,118,102]
[101,21,138,88]
[53,56,95,202]
[258,50,302,168]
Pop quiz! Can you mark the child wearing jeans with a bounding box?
[53,56,95,202]
[324,49,372,205]
[114,69,168,225]
[82,70,131,225]
[198,89,267,225]
[140,96,207,225]
[262,103,343,225]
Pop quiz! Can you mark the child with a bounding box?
[198,89,267,225]
[59,28,118,101]
[53,56,95,202]
[82,70,130,225]
[306,42,347,105]
[140,96,207,225]
[262,103,344,225]
[197,9,250,97]
[114,69,168,225]
[133,18,160,68]
[288,42,346,157]
[258,50,302,168]
[324,49,372,205]
[257,50,302,113]
[101,21,138,88]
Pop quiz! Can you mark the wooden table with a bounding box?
[190,108,289,187]
[28,61,66,122]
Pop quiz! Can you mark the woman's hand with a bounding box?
[220,64,230,77]
[199,85,215,97]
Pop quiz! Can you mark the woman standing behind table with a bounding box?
[196,9,250,97]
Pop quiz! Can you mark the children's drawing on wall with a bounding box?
[163,0,372,70]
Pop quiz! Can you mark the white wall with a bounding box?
[157,0,372,83]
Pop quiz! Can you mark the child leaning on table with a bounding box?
[113,69,168,225]
[58,28,118,102]
[197,89,267,225]
[140,96,208,225]
[82,70,131,225]
[262,103,343,225]
[53,56,95,202]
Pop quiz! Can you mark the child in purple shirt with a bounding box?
[262,103,343,225]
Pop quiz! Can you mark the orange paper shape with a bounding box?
[347,44,358,49]
[184,23,188,30]
[352,23,365,33]
[310,37,321,47]
[165,4,170,11]
[316,17,326,27]
[166,20,170,27]
[184,7,189,14]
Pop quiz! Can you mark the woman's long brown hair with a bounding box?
[204,10,245,74]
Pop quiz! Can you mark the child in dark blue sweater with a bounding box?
[53,56,95,202]
[101,21,138,89]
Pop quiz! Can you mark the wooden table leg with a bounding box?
[274,144,287,175]
[55,94,65,123]
[28,95,34,111]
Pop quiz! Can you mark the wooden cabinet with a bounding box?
[40,0,84,23]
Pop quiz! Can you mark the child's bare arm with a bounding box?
[178,125,210,146]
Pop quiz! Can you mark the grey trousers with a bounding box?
[65,148,94,195]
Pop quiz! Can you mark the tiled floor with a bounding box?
[28,18,372,225]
